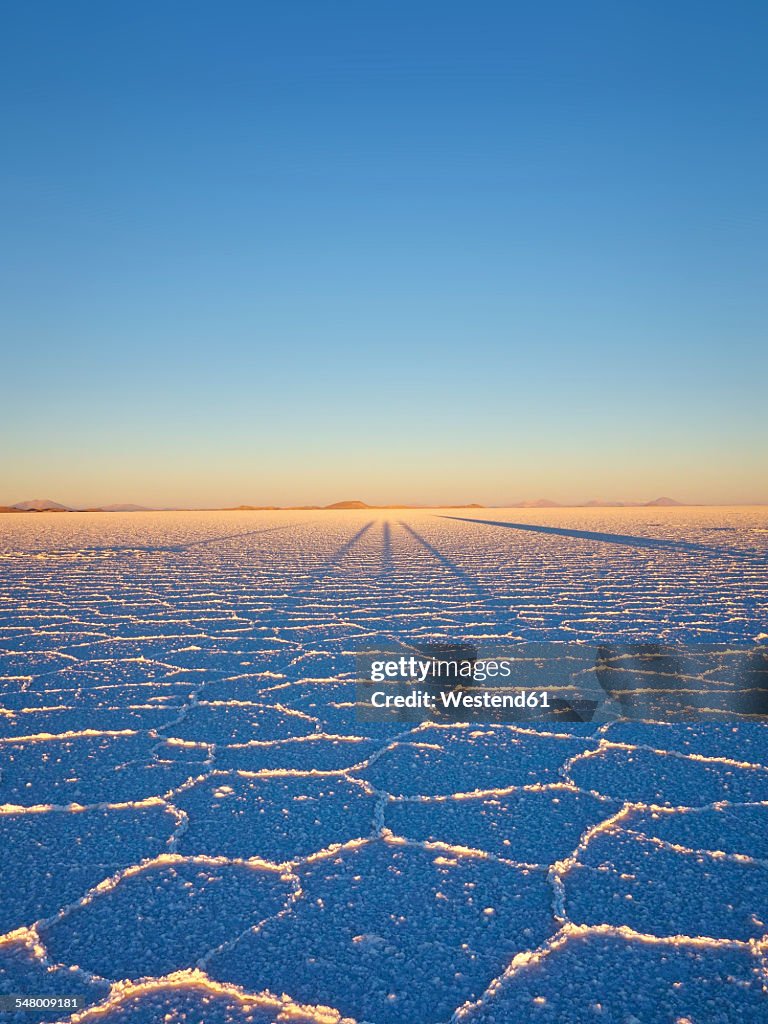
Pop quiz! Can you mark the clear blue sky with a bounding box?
[2,1,766,507]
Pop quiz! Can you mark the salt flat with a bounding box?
[0,508,766,1023]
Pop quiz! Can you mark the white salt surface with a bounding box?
[0,508,766,1023]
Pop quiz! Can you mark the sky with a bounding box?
[1,1,766,508]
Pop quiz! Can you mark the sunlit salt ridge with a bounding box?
[0,508,766,1022]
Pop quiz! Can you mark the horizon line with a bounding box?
[3,496,768,513]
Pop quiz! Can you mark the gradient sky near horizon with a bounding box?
[2,1,766,508]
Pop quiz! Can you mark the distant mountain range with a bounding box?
[8,498,71,511]
[1,496,691,513]
[223,500,486,511]
[517,496,684,508]
[216,497,687,510]
[84,503,154,512]
[0,499,154,513]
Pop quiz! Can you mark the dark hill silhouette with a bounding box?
[12,499,71,511]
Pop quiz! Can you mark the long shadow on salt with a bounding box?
[440,515,751,558]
